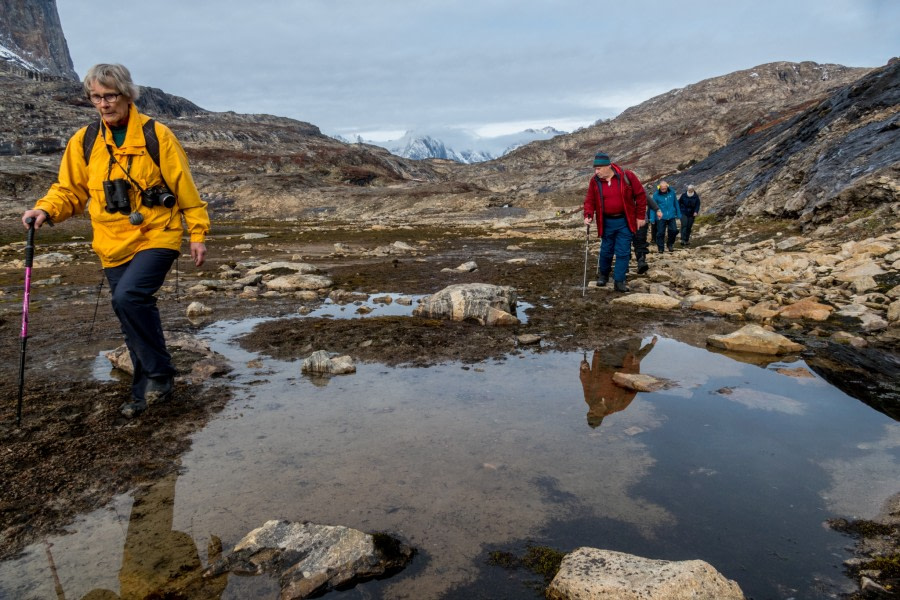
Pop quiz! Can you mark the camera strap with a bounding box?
[103,127,150,198]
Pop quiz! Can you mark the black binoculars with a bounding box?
[141,186,176,209]
[103,179,132,214]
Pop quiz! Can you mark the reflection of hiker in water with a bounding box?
[81,471,227,600]
[579,336,657,428]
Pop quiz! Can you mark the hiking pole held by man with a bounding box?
[582,223,590,296]
[16,217,36,426]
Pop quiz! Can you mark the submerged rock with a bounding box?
[547,547,745,600]
[612,372,667,392]
[204,519,414,600]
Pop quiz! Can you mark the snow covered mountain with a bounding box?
[337,126,567,163]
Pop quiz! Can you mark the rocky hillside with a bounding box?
[444,59,898,235]
[0,0,895,232]
[677,59,900,229]
[0,0,76,79]
[455,62,870,194]
[0,69,443,219]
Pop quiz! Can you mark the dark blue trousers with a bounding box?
[656,218,678,250]
[681,215,696,244]
[105,249,178,401]
[598,216,634,283]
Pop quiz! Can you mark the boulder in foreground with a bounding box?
[707,324,805,355]
[204,519,414,600]
[413,283,519,325]
[547,547,745,600]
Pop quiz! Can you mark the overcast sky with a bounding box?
[57,0,898,141]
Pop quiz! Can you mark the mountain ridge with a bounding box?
[0,1,896,235]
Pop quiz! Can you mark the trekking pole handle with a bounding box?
[24,217,36,267]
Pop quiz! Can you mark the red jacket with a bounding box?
[583,164,647,236]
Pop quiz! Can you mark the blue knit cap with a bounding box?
[593,152,611,167]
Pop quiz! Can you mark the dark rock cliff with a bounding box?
[0,0,77,80]
[662,59,900,228]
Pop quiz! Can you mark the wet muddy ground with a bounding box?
[0,218,898,595]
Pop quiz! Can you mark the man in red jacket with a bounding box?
[583,152,648,292]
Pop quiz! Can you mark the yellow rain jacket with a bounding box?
[34,103,209,267]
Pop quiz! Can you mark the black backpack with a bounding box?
[81,118,161,168]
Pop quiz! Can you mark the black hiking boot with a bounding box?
[120,397,148,419]
[667,245,674,252]
[614,280,630,293]
[637,259,649,275]
[145,376,175,404]
[596,273,610,287]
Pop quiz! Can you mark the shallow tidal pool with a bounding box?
[2,312,898,599]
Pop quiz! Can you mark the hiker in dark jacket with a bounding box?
[583,151,647,293]
[649,181,680,252]
[678,184,701,246]
[632,190,661,274]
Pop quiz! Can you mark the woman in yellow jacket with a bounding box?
[22,63,210,418]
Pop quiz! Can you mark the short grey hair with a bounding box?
[83,63,140,103]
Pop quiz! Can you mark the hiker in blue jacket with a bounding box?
[632,190,661,274]
[649,181,680,252]
[678,184,701,246]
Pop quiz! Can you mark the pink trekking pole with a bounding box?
[16,217,36,426]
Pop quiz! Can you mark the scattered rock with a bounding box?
[204,519,414,600]
[831,331,868,347]
[707,324,805,355]
[186,301,212,318]
[266,273,333,292]
[610,293,681,309]
[329,289,369,304]
[691,299,747,317]
[106,331,230,382]
[546,547,745,600]
[413,283,518,326]
[301,350,356,375]
[777,297,833,321]
[774,366,815,378]
[247,261,318,276]
[517,334,541,346]
[612,372,667,392]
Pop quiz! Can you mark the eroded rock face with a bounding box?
[204,519,414,600]
[413,283,519,325]
[0,0,77,79]
[547,547,745,600]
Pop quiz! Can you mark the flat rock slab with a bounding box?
[205,519,414,600]
[547,547,745,600]
[610,293,681,310]
[707,324,805,355]
[612,372,668,392]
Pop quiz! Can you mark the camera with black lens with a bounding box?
[103,179,132,214]
[141,186,176,209]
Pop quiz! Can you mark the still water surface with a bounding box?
[2,309,898,599]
